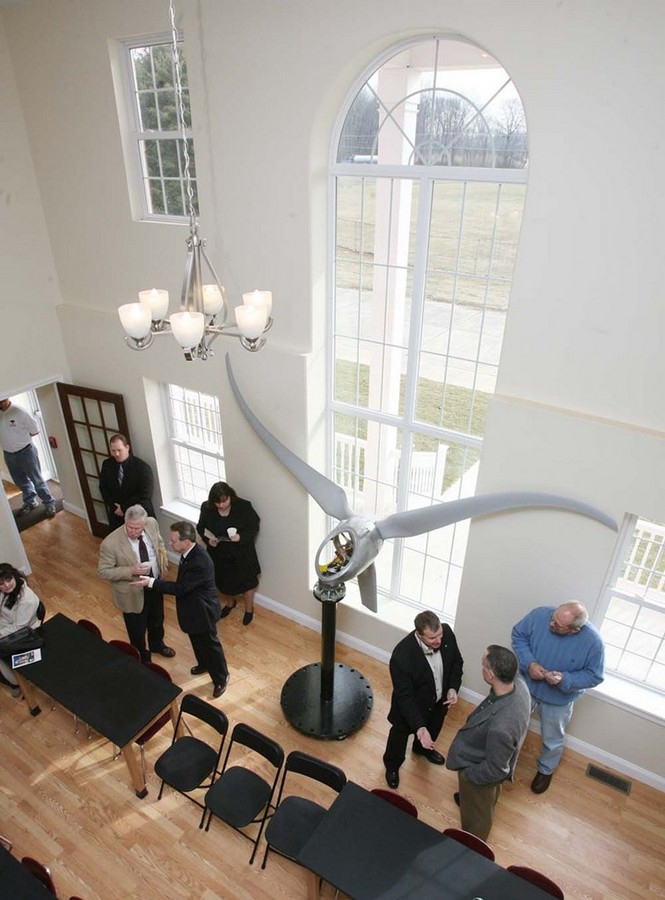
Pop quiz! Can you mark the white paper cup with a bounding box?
[227,527,237,537]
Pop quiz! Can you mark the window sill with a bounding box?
[159,499,201,523]
[590,674,665,725]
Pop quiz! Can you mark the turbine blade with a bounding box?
[358,564,378,613]
[226,355,352,521]
[374,492,617,539]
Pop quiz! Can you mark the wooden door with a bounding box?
[56,383,130,538]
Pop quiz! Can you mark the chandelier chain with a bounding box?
[169,0,196,223]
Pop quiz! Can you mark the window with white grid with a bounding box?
[121,36,198,220]
[329,35,527,623]
[597,515,665,694]
[165,384,225,505]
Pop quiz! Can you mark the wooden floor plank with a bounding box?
[1,510,664,899]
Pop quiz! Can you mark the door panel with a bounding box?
[56,383,130,538]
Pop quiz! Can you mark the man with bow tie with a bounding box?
[383,610,463,789]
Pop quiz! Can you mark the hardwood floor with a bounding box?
[3,511,664,899]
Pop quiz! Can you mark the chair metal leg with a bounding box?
[139,745,146,785]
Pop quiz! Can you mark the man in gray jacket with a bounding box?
[446,644,530,840]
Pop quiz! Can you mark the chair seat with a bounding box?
[265,796,327,859]
[205,766,272,827]
[155,737,219,792]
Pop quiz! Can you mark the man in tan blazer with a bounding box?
[98,504,175,662]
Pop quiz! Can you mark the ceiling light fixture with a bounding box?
[118,0,272,361]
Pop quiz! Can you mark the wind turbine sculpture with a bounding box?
[226,355,617,738]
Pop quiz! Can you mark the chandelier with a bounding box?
[118,0,272,361]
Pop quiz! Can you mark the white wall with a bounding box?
[2,0,664,779]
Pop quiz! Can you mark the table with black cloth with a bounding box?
[0,845,54,898]
[297,782,555,899]
[14,613,182,798]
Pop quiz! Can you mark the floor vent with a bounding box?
[586,764,632,795]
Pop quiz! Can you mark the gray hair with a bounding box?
[125,505,148,522]
[560,601,589,628]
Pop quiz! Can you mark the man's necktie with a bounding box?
[117,463,124,486]
[138,534,153,577]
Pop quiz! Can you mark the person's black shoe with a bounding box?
[242,611,254,626]
[190,664,207,675]
[412,746,445,765]
[154,646,176,658]
[213,677,229,699]
[453,792,460,808]
[385,768,399,789]
[219,599,237,619]
[531,771,553,794]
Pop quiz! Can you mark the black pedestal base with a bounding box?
[281,663,373,739]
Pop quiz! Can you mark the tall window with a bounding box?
[329,36,527,621]
[165,384,225,504]
[122,36,198,220]
[597,515,665,694]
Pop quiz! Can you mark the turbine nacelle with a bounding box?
[315,516,384,587]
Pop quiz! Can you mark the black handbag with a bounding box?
[0,625,44,656]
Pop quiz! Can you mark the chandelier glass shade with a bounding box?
[118,1,272,361]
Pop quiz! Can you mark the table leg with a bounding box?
[121,743,148,799]
[14,672,41,716]
[170,699,183,737]
[305,869,321,900]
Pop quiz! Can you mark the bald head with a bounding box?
[549,601,588,635]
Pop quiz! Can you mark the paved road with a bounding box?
[335,289,507,392]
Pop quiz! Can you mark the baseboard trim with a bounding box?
[171,586,665,793]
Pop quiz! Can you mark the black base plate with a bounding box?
[281,662,373,739]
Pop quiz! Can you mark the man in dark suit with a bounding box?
[383,610,463,789]
[99,433,156,530]
[133,520,229,699]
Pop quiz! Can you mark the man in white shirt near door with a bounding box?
[0,397,57,518]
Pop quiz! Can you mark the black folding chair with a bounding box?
[262,749,346,870]
[155,694,228,810]
[201,722,284,864]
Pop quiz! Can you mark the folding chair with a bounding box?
[507,865,565,898]
[77,618,103,639]
[443,827,495,861]
[21,857,56,895]
[155,694,228,811]
[202,722,284,864]
[370,788,418,818]
[262,750,346,869]
[108,639,141,662]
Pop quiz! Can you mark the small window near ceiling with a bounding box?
[598,515,665,695]
[165,384,225,505]
[119,36,198,221]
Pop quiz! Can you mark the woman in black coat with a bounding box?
[196,481,261,625]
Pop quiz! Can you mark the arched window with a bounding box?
[328,35,527,623]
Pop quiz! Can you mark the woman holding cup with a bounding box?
[197,481,261,625]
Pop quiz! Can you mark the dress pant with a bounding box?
[122,587,166,662]
[188,627,228,687]
[457,768,502,840]
[383,703,447,770]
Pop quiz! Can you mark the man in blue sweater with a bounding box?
[512,602,604,794]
